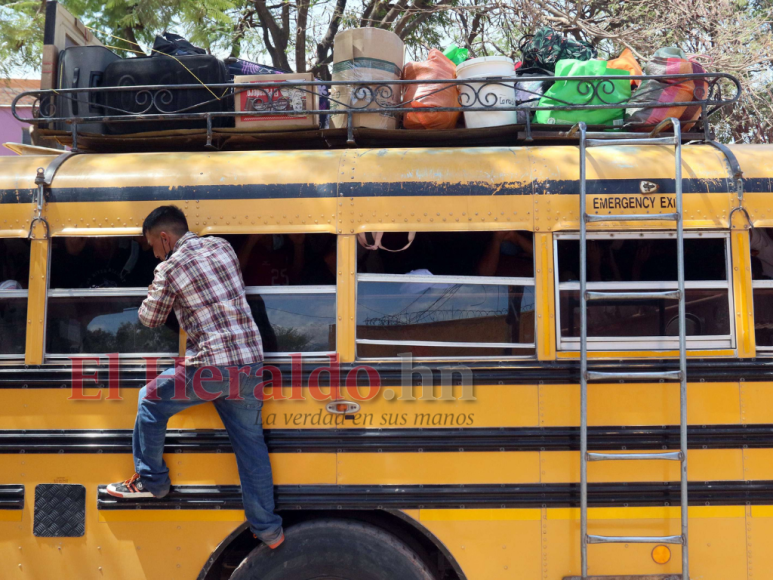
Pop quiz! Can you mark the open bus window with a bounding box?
[46,237,177,357]
[355,231,535,359]
[751,228,773,350]
[0,239,30,357]
[555,232,733,351]
[226,234,337,355]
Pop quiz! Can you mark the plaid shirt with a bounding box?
[139,232,263,366]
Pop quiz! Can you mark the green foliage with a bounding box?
[2,0,771,141]
[0,0,46,79]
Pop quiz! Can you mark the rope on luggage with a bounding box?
[84,26,227,100]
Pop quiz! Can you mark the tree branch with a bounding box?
[360,0,379,26]
[394,0,452,38]
[314,0,347,78]
[380,0,412,29]
[295,0,309,71]
[253,0,291,70]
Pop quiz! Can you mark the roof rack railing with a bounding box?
[12,73,740,149]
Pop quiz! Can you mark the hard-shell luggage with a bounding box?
[54,45,121,134]
[102,54,230,135]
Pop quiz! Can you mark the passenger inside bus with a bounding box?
[237,233,337,286]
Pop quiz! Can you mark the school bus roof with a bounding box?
[1,144,770,237]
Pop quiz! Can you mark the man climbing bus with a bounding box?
[106,205,284,549]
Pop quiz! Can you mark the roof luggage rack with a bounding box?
[12,73,740,153]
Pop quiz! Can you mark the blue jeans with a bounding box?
[132,362,283,542]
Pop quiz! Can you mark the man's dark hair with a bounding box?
[142,205,189,237]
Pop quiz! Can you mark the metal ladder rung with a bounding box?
[586,137,677,147]
[587,534,684,545]
[586,290,680,301]
[587,451,682,462]
[585,213,679,223]
[586,370,682,381]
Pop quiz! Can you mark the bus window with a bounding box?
[229,234,337,356]
[0,239,30,357]
[355,231,536,359]
[555,232,733,351]
[46,237,178,357]
[751,228,773,351]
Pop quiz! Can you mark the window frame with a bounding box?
[553,230,735,352]
[243,283,337,359]
[43,234,340,362]
[44,236,179,361]
[355,267,538,361]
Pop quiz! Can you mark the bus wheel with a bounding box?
[230,518,436,580]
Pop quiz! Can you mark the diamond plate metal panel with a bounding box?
[34,484,85,537]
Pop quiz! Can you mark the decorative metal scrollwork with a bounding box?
[11,72,742,135]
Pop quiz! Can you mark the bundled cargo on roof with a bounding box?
[402,49,460,131]
[329,28,405,130]
[626,47,708,130]
[534,59,632,126]
[233,73,318,132]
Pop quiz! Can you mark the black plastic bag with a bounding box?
[152,32,206,57]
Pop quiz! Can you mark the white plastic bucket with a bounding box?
[455,56,517,128]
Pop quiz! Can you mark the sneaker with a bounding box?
[106,473,159,499]
[253,531,285,549]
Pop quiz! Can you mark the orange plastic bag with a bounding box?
[403,49,460,130]
[608,48,643,87]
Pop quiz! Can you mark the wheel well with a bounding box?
[198,510,466,580]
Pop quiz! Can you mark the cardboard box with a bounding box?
[330,28,405,130]
[234,73,318,131]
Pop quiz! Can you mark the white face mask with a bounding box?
[162,235,173,261]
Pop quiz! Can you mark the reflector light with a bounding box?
[651,545,671,564]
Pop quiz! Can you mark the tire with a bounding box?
[230,519,436,580]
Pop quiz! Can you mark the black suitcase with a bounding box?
[53,46,121,134]
[102,54,230,134]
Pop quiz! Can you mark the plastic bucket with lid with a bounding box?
[455,56,517,128]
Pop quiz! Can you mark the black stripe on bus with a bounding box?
[46,182,339,202]
[0,189,34,204]
[2,359,773,388]
[97,480,773,510]
[2,425,773,454]
[1,177,770,205]
[0,485,24,510]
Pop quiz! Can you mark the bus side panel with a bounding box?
[409,507,750,580]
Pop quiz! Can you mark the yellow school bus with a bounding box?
[1,133,772,580]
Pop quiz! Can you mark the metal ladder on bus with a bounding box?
[569,118,689,580]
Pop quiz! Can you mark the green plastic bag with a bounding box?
[443,44,469,66]
[534,59,631,125]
